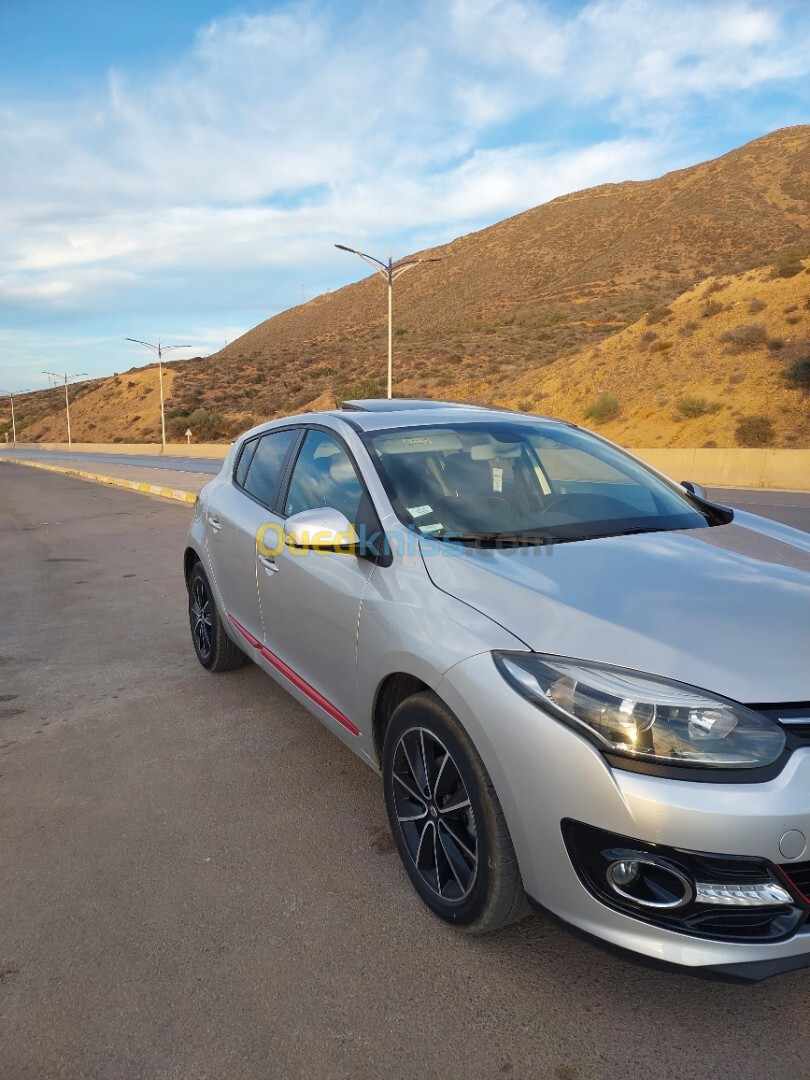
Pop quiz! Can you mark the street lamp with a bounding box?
[335,244,441,399]
[43,371,88,448]
[125,339,192,450]
[1,390,18,447]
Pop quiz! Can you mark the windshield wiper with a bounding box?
[568,525,674,541]
[429,525,676,547]
[433,532,555,547]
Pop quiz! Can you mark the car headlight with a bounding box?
[493,652,786,769]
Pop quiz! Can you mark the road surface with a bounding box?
[1,463,809,1080]
[0,446,223,473]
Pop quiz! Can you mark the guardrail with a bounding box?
[5,441,230,459]
[632,448,810,491]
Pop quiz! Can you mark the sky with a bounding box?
[1,0,809,393]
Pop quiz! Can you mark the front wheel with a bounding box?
[188,563,248,672]
[382,691,529,934]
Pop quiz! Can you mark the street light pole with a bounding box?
[2,391,17,446]
[125,339,192,449]
[335,245,440,399]
[43,372,87,448]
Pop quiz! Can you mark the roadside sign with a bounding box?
[185,428,192,445]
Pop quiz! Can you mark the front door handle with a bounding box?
[258,554,278,575]
[209,515,222,533]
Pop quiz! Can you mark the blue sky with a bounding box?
[1,0,809,392]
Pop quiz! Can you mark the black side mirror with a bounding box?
[681,480,707,500]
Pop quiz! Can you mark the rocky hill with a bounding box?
[6,125,809,448]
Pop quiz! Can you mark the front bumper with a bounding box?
[437,653,810,979]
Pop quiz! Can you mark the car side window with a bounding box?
[284,430,364,524]
[234,438,259,488]
[241,428,297,507]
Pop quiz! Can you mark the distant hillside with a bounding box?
[471,261,810,449]
[5,125,809,447]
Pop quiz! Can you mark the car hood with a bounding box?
[421,514,810,704]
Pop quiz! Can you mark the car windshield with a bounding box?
[364,420,719,543]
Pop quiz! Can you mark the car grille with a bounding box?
[753,705,810,747]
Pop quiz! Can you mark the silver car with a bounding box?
[184,400,810,981]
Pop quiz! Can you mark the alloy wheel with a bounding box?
[190,575,213,660]
[391,726,478,903]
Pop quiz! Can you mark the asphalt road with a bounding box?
[2,464,810,1080]
[709,487,810,533]
[0,447,223,474]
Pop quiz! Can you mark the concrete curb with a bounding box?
[0,457,197,504]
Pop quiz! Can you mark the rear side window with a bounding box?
[241,428,297,507]
[234,439,259,487]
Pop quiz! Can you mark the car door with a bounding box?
[206,426,299,643]
[256,427,378,734]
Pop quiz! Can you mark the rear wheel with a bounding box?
[188,564,248,672]
[382,691,529,933]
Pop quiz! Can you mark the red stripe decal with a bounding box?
[228,615,261,649]
[227,614,360,736]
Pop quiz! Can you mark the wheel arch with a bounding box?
[372,672,434,764]
[184,545,202,586]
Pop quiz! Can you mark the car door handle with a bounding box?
[209,516,222,533]
[258,554,279,574]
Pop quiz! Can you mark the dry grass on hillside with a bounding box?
[13,367,176,444]
[436,262,810,449]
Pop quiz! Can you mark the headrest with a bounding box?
[314,441,342,459]
[470,443,521,460]
[329,458,357,483]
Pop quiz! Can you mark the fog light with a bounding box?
[606,855,693,909]
[695,881,793,907]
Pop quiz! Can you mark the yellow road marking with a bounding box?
[0,458,197,504]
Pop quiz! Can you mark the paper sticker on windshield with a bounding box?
[402,437,432,446]
[419,523,444,534]
[408,504,432,519]
[492,467,503,493]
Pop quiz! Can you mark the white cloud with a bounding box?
[0,0,808,353]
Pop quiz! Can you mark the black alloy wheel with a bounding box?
[187,563,248,672]
[383,691,529,933]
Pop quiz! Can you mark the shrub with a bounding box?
[782,359,810,393]
[677,395,714,418]
[651,340,674,353]
[678,321,699,337]
[786,315,802,325]
[734,415,775,447]
[640,329,658,343]
[747,297,766,314]
[583,393,620,423]
[773,261,804,279]
[339,378,382,401]
[784,304,799,314]
[702,279,726,297]
[767,337,785,351]
[719,323,767,350]
[646,305,672,325]
[701,299,723,318]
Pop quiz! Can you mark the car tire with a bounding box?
[382,691,530,934]
[188,563,248,672]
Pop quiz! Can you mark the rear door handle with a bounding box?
[258,554,278,575]
[209,516,222,533]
